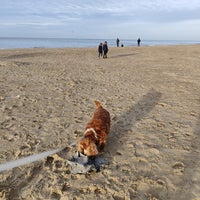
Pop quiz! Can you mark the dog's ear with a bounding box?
[87,143,98,156]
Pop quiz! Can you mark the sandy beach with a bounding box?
[0,45,200,200]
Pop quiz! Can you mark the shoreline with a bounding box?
[0,37,200,50]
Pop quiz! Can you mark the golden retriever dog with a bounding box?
[77,100,110,157]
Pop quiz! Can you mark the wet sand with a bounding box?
[0,45,200,199]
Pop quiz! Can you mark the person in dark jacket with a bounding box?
[116,38,120,47]
[103,41,108,58]
[137,38,141,46]
[98,43,103,58]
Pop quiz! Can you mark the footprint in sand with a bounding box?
[45,154,71,174]
[172,162,185,175]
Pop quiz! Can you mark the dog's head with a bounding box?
[78,137,98,157]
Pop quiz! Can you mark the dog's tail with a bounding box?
[94,100,102,108]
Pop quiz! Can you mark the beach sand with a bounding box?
[0,45,200,200]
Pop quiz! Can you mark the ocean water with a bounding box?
[0,37,199,49]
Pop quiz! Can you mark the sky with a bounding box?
[0,0,200,40]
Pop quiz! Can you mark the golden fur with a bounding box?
[77,100,110,157]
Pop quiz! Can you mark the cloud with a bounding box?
[1,0,200,24]
[1,0,200,39]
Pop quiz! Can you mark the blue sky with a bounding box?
[0,0,200,40]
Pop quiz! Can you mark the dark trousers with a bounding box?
[103,51,108,58]
[98,52,102,57]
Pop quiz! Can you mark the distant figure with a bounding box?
[116,38,120,47]
[137,38,141,46]
[103,41,108,58]
[98,43,103,58]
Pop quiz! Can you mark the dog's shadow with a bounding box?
[107,88,162,156]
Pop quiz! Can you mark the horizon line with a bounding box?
[0,37,199,42]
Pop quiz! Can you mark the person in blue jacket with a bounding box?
[103,41,108,58]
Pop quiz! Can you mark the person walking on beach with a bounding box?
[116,38,120,47]
[103,41,108,58]
[137,38,141,46]
[98,42,103,58]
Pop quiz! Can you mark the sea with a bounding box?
[0,37,199,49]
